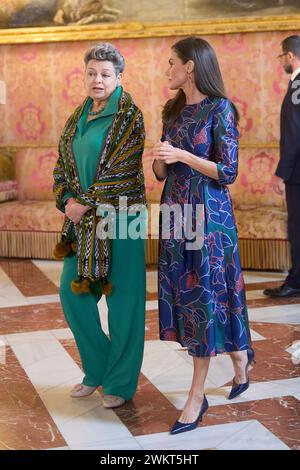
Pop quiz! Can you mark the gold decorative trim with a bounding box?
[0,230,60,259]
[0,230,290,270]
[143,238,290,270]
[0,228,289,270]
[0,15,300,45]
[238,238,290,271]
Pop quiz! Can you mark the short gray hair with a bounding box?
[84,43,125,75]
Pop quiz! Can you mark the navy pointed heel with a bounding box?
[170,395,209,435]
[228,348,256,400]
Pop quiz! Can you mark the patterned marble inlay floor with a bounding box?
[0,259,299,450]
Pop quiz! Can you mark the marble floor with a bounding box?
[0,258,299,451]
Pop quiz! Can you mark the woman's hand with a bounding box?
[65,199,91,224]
[153,140,186,165]
[273,176,285,196]
[153,141,219,181]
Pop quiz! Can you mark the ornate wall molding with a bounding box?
[0,15,299,45]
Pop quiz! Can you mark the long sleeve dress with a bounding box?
[158,97,252,357]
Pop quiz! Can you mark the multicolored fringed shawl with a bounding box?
[53,90,146,295]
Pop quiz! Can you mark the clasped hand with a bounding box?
[273,176,285,196]
[153,140,185,164]
[65,198,91,224]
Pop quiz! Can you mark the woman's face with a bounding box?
[84,59,121,102]
[166,49,190,90]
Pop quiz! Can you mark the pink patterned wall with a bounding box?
[0,31,298,202]
[0,31,296,147]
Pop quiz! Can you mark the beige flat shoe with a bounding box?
[70,383,98,398]
[102,394,126,408]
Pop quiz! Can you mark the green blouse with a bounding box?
[62,85,122,205]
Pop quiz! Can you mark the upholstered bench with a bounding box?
[0,146,160,263]
[0,147,63,258]
[143,146,290,271]
[0,145,290,271]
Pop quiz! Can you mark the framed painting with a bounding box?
[0,0,300,44]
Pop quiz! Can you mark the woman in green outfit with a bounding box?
[53,43,147,408]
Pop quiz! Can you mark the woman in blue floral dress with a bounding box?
[153,37,255,435]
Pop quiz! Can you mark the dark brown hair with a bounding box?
[282,35,300,59]
[162,36,239,126]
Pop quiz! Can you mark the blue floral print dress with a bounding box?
[158,97,252,357]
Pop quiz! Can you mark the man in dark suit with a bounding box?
[264,35,300,298]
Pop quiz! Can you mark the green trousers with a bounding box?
[59,218,146,401]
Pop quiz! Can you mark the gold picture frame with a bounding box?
[0,15,300,45]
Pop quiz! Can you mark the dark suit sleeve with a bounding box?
[276,97,300,181]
